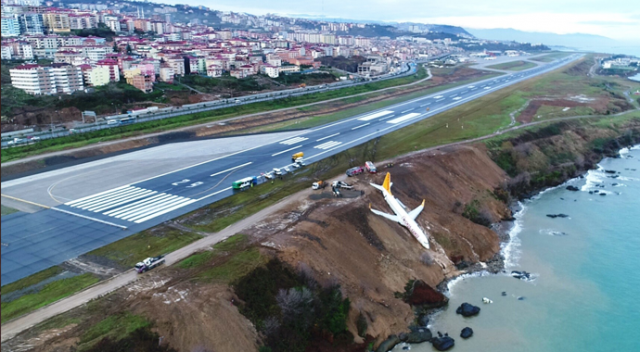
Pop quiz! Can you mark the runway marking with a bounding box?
[433,95,443,99]
[484,87,491,89]
[104,193,173,216]
[380,114,397,121]
[210,162,253,177]
[453,97,462,100]
[401,108,414,113]
[357,110,394,121]
[387,113,421,124]
[316,133,340,141]
[314,141,342,150]
[351,123,370,130]
[272,145,303,157]
[133,199,199,224]
[449,94,458,98]
[50,207,127,229]
[419,103,431,107]
[1,194,50,209]
[467,86,475,88]
[197,186,233,201]
[436,98,445,102]
[279,136,308,145]
[65,185,129,206]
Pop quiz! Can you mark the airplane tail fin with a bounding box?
[382,173,392,195]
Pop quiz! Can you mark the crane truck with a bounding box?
[135,255,165,273]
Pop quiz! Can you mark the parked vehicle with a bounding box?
[291,152,304,163]
[135,255,165,273]
[312,181,327,190]
[346,166,364,177]
[332,181,353,190]
[365,161,377,174]
[232,176,258,190]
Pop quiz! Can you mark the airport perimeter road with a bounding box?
[1,54,581,285]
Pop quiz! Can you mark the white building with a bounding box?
[10,63,84,95]
[1,45,13,60]
[1,16,21,37]
[206,64,222,78]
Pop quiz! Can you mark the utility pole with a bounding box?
[51,111,56,138]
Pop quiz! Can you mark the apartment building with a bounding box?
[159,64,175,82]
[96,59,120,82]
[81,65,110,87]
[42,13,70,33]
[1,16,21,37]
[68,13,97,30]
[18,13,44,35]
[131,74,153,93]
[10,63,84,95]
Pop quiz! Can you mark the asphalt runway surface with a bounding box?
[1,55,581,284]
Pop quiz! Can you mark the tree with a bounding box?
[112,42,118,53]
[126,44,132,54]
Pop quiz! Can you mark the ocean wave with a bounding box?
[501,201,526,268]
[581,167,606,192]
[539,228,568,236]
[445,270,492,294]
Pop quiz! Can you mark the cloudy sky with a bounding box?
[169,0,640,41]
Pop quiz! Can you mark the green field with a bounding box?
[1,273,99,323]
[487,60,538,71]
[1,266,64,295]
[85,228,201,269]
[78,312,150,349]
[1,204,19,216]
[1,66,430,164]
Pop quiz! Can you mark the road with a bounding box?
[4,67,624,344]
[1,55,580,286]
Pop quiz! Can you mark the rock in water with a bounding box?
[460,327,473,339]
[375,335,400,352]
[502,291,507,296]
[511,271,531,280]
[432,336,455,351]
[455,303,481,317]
[418,314,429,327]
[406,326,433,343]
[566,185,580,191]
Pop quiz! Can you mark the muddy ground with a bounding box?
[2,144,510,352]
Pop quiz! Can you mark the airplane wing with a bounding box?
[407,200,425,220]
[395,197,408,210]
[370,208,400,223]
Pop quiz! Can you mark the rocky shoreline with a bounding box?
[378,136,640,352]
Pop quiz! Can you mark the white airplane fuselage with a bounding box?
[370,173,430,249]
[379,188,430,249]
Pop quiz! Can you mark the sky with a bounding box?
[168,0,640,41]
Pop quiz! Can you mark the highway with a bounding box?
[0,54,581,285]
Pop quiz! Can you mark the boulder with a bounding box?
[600,193,607,196]
[501,291,507,297]
[566,185,580,191]
[455,303,480,317]
[547,214,569,218]
[432,336,455,351]
[460,327,473,339]
[406,326,433,343]
[604,170,617,174]
[511,271,531,280]
[518,296,526,301]
[375,335,400,352]
[418,314,430,327]
[404,280,449,308]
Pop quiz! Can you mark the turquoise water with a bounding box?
[406,147,640,352]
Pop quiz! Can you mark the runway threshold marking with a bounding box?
[1,194,50,209]
[50,207,127,229]
[316,133,340,142]
[358,110,394,121]
[272,145,303,157]
[210,162,253,177]
[387,113,421,124]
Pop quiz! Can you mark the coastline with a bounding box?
[410,142,640,351]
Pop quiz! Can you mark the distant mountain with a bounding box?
[466,28,617,52]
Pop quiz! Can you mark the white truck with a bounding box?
[332,181,353,190]
[135,255,165,273]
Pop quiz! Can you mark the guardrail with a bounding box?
[1,59,432,148]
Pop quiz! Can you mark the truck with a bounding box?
[232,176,258,190]
[312,181,327,190]
[365,161,377,174]
[291,152,304,163]
[346,166,364,177]
[332,181,353,190]
[135,255,165,273]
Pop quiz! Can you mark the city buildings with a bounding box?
[9,63,84,95]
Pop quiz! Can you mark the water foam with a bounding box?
[502,201,526,269]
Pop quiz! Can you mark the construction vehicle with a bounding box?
[365,161,377,174]
[232,176,258,190]
[331,185,342,197]
[291,152,304,163]
[312,181,327,190]
[332,181,353,190]
[346,166,364,177]
[135,255,165,273]
[299,83,307,88]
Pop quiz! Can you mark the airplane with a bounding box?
[370,172,430,249]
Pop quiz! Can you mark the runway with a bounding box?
[1,55,581,284]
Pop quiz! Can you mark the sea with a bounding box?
[629,74,640,82]
[404,146,640,352]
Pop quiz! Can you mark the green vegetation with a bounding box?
[234,260,352,352]
[461,199,492,227]
[198,247,266,283]
[178,234,247,269]
[72,23,116,41]
[1,204,19,216]
[1,266,63,295]
[1,65,430,164]
[487,60,538,71]
[86,228,201,269]
[80,312,150,346]
[1,273,99,323]
[83,327,177,352]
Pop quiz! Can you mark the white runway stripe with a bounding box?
[81,188,150,211]
[316,133,340,141]
[65,185,129,206]
[125,197,192,222]
[280,136,308,145]
[70,187,140,209]
[387,113,421,124]
[88,190,156,213]
[133,199,199,224]
[314,141,342,150]
[358,110,394,121]
[115,195,182,220]
[272,145,302,157]
[105,193,172,216]
[210,162,253,177]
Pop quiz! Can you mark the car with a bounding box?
[346,166,364,177]
[26,136,40,141]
